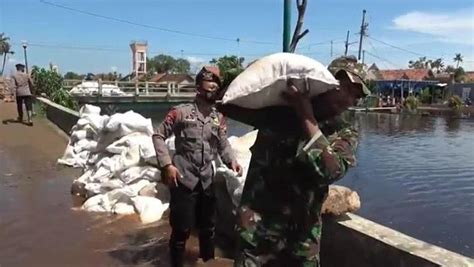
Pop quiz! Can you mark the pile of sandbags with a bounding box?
[60,105,168,223]
[60,104,257,224]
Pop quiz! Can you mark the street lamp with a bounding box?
[21,41,29,74]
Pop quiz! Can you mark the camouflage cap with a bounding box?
[328,56,370,96]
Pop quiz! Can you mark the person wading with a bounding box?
[11,63,34,126]
[153,66,243,267]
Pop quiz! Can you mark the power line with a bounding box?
[367,36,426,57]
[14,41,273,58]
[39,0,277,45]
[364,50,402,69]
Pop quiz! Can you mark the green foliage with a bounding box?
[419,88,432,104]
[64,71,84,80]
[454,67,465,83]
[404,95,418,111]
[453,53,463,68]
[31,66,78,110]
[221,67,244,89]
[147,54,190,74]
[448,95,463,111]
[408,57,444,73]
[210,55,245,76]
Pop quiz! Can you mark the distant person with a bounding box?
[152,66,242,267]
[12,63,34,126]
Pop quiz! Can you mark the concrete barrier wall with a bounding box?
[321,213,473,267]
[36,97,79,134]
[38,98,474,267]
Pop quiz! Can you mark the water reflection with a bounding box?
[340,113,474,257]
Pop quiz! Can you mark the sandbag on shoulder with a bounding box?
[222,53,338,109]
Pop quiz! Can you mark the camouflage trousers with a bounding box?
[234,207,322,267]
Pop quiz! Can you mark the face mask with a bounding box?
[197,87,218,102]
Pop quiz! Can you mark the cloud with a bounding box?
[186,56,206,64]
[392,8,474,45]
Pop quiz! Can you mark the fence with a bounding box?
[63,79,196,97]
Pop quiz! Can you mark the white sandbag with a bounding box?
[106,133,156,161]
[96,146,141,174]
[112,202,136,215]
[120,166,161,184]
[217,130,258,206]
[82,194,108,212]
[82,114,110,131]
[57,143,76,166]
[79,104,101,116]
[105,111,153,136]
[71,130,87,142]
[132,196,169,224]
[222,53,339,109]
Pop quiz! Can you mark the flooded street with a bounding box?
[339,113,474,258]
[0,103,231,267]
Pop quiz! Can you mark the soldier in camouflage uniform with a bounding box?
[234,56,370,267]
[153,66,242,267]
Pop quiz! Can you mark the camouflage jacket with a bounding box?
[237,118,359,260]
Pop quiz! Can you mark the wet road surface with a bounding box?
[0,102,232,267]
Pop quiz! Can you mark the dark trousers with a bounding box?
[169,182,216,267]
[16,96,32,120]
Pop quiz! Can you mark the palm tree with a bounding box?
[0,33,14,76]
[453,53,463,68]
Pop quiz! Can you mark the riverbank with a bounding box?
[350,104,473,119]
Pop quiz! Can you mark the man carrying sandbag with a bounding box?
[234,56,370,267]
[152,66,242,267]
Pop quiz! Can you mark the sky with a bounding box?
[1,0,473,75]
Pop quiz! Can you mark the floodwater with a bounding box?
[338,113,474,258]
[0,103,231,267]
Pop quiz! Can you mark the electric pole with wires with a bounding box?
[358,10,368,61]
[344,30,358,56]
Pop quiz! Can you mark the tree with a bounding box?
[64,71,84,80]
[430,58,445,73]
[409,57,445,73]
[209,55,245,75]
[454,67,466,83]
[31,66,77,110]
[0,33,14,76]
[408,57,428,69]
[289,0,309,52]
[453,53,463,68]
[147,54,190,74]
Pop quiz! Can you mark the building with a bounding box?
[130,41,148,77]
[150,73,195,94]
[449,83,474,101]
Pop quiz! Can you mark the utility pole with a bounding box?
[344,31,350,56]
[362,50,366,64]
[358,9,368,61]
[283,0,291,52]
[330,40,333,58]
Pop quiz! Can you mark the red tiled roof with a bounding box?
[378,69,433,81]
[465,71,474,82]
[149,73,166,83]
[153,73,194,84]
